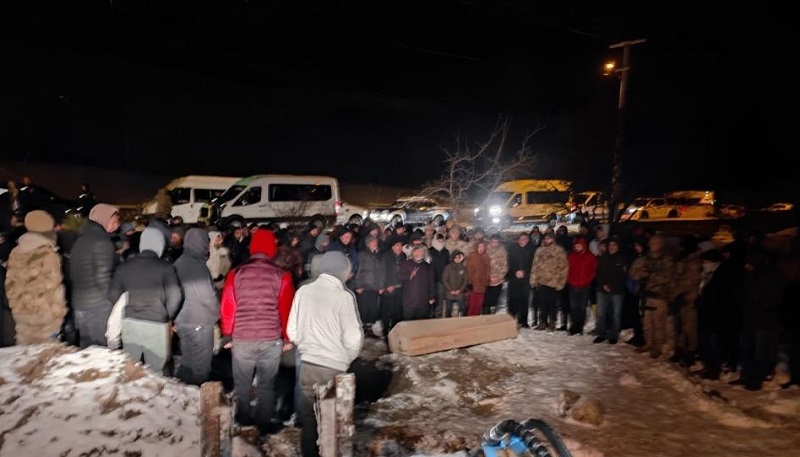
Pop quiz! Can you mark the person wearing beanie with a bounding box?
[354,235,384,334]
[107,227,182,374]
[379,234,406,337]
[327,226,359,287]
[220,229,296,435]
[441,250,468,317]
[173,228,220,385]
[69,202,121,348]
[4,210,67,344]
[288,251,363,457]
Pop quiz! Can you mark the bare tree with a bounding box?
[420,115,544,217]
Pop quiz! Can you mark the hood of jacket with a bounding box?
[140,227,166,257]
[311,251,351,282]
[183,227,210,259]
[250,229,277,258]
[14,231,58,254]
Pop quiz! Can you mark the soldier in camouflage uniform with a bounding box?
[530,232,569,330]
[485,233,509,315]
[630,234,676,358]
[670,236,703,365]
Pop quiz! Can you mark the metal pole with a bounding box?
[608,39,645,222]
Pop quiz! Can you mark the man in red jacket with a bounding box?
[220,229,295,435]
[566,236,597,335]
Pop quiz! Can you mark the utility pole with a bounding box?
[607,38,645,222]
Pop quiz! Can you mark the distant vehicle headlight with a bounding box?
[474,207,480,215]
[489,206,502,216]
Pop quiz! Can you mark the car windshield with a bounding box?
[218,185,247,203]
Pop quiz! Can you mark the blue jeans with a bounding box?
[232,339,283,433]
[596,292,624,339]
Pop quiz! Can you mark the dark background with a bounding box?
[0,1,796,206]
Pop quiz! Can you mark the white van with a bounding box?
[141,175,241,224]
[215,175,340,228]
[474,179,573,229]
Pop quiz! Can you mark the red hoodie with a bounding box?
[567,237,597,288]
[220,229,295,341]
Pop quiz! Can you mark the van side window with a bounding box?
[269,184,332,202]
[234,187,262,206]
[509,194,522,208]
[194,189,216,203]
[171,188,191,205]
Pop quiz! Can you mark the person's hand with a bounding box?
[221,335,233,349]
[429,299,435,304]
[515,270,524,279]
[282,342,294,352]
[386,286,395,293]
[356,288,364,294]
[603,284,611,293]
[378,288,385,295]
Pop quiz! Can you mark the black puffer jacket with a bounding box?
[174,228,219,326]
[69,221,119,311]
[108,251,182,323]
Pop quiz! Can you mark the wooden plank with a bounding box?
[315,380,337,457]
[334,374,356,457]
[200,381,222,457]
[387,314,518,356]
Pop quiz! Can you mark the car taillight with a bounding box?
[335,200,342,215]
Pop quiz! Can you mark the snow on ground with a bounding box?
[3,325,800,457]
[0,343,200,457]
[348,326,800,457]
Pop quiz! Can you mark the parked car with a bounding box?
[13,185,82,221]
[621,197,680,221]
[369,196,452,227]
[664,190,718,219]
[335,201,370,226]
[717,203,747,219]
[762,202,794,212]
[567,190,610,223]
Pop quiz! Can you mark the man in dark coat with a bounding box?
[380,235,406,337]
[398,245,435,321]
[108,227,182,375]
[174,227,220,385]
[69,203,121,348]
[507,232,536,328]
[695,249,736,380]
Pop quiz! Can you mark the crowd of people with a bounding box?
[0,182,799,455]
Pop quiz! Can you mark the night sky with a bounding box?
[1,1,796,205]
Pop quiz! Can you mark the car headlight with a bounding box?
[474,208,480,215]
[489,206,502,216]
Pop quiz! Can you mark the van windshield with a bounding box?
[487,192,513,205]
[525,191,570,204]
[218,185,247,203]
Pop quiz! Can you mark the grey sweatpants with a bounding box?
[122,318,171,374]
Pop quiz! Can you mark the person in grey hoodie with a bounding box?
[108,227,182,375]
[174,228,219,385]
[287,251,363,457]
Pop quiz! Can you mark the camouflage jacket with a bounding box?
[630,251,676,301]
[486,243,509,286]
[530,243,569,290]
[672,251,702,305]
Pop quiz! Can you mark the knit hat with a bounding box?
[385,234,404,249]
[315,233,330,251]
[364,235,378,247]
[310,251,351,282]
[140,227,166,257]
[89,203,119,228]
[543,232,555,240]
[250,229,278,258]
[24,210,55,233]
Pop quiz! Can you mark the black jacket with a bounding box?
[507,242,536,280]
[174,233,219,326]
[108,251,182,323]
[595,251,629,295]
[69,221,119,311]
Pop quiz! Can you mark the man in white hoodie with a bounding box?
[287,251,363,457]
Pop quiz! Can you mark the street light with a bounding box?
[605,38,645,222]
